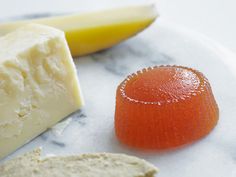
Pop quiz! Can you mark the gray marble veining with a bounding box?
[90,40,175,77]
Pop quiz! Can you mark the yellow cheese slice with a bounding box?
[0,5,158,56]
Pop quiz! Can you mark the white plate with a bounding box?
[2,19,236,177]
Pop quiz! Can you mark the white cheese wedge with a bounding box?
[0,148,158,177]
[0,24,84,159]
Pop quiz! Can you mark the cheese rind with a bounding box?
[0,24,84,159]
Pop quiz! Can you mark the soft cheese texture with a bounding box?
[0,148,158,177]
[0,24,83,159]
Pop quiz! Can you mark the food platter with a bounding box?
[1,19,236,177]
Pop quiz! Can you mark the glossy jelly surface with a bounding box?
[115,66,219,150]
[125,67,200,103]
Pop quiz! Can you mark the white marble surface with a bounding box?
[1,18,236,176]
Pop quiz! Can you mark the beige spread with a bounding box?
[0,148,158,177]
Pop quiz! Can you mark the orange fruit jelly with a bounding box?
[115,66,219,150]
